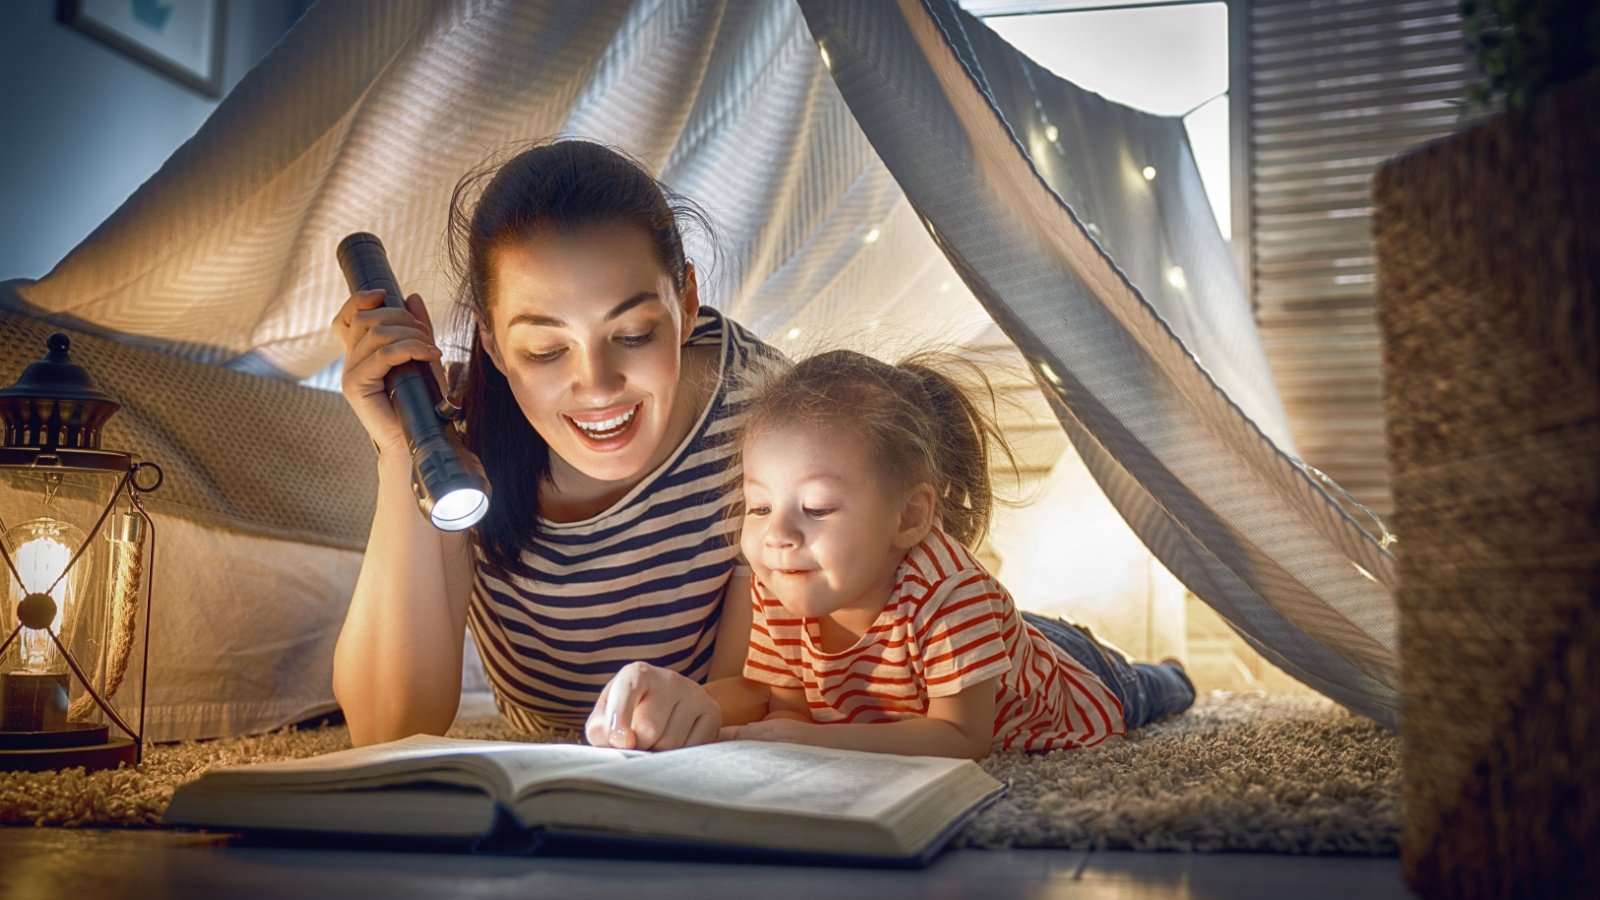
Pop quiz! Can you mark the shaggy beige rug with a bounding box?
[0,691,1398,855]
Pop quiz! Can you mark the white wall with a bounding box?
[0,1,309,281]
[983,1,1231,239]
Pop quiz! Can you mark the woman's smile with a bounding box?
[564,402,642,449]
[484,223,705,490]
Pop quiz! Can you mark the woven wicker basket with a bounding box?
[1372,70,1599,900]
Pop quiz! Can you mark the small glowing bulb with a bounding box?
[1166,266,1187,290]
[1044,124,1059,142]
[863,227,881,244]
[11,526,74,671]
[786,327,801,340]
[1038,361,1063,388]
[939,281,951,293]
[1142,166,1157,181]
[819,44,831,71]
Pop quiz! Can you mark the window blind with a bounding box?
[1239,0,1477,518]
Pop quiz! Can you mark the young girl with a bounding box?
[717,350,1195,758]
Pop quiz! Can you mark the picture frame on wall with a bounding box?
[57,0,228,98]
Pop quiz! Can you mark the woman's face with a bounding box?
[481,223,698,486]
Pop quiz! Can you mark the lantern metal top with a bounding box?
[0,333,121,453]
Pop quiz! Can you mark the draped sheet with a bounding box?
[1,0,1400,729]
[10,0,994,379]
[800,0,1398,726]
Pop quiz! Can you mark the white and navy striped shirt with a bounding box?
[468,307,783,732]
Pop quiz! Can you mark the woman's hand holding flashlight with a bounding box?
[331,289,447,458]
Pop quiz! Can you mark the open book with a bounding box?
[164,735,1006,866]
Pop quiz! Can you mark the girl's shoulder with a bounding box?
[892,530,1011,637]
[897,527,998,595]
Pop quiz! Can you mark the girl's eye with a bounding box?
[616,329,656,347]
[524,348,565,363]
[746,506,770,517]
[803,507,835,519]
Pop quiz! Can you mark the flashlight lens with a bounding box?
[430,487,489,531]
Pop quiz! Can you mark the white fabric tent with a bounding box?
[0,0,1398,737]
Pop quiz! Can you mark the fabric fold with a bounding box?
[796,0,1398,725]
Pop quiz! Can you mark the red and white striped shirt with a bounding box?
[744,527,1126,752]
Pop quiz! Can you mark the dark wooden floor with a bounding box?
[0,827,1416,899]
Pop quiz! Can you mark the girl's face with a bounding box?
[481,223,698,486]
[740,423,931,624]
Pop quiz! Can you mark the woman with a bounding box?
[330,140,781,748]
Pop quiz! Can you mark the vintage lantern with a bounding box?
[0,333,160,771]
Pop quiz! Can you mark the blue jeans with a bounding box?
[1022,612,1195,731]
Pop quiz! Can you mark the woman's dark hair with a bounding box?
[446,139,712,572]
[738,349,1015,549]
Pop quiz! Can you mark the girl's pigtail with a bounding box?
[898,356,1011,549]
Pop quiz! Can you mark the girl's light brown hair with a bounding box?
[739,349,1015,548]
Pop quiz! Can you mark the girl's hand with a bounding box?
[586,662,722,751]
[718,717,811,744]
[330,289,447,455]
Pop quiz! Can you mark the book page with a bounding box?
[563,741,966,819]
[190,735,639,801]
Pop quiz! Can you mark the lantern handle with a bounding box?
[130,462,163,494]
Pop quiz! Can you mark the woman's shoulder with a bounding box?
[689,308,788,427]
[690,307,788,378]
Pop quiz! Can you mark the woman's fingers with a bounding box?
[585,680,617,747]
[404,293,434,336]
[335,292,431,351]
[331,289,442,449]
[398,294,450,390]
[347,322,438,365]
[589,663,721,751]
[649,703,700,751]
[598,663,647,749]
[330,289,389,345]
[341,298,445,392]
[685,711,721,748]
[635,681,721,750]
[342,329,441,393]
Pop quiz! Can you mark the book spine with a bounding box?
[468,802,545,856]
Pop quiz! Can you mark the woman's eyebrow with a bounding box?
[507,292,661,329]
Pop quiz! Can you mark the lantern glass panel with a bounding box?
[0,465,139,730]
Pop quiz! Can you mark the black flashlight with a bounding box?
[337,232,490,531]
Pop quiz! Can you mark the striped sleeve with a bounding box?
[917,568,1013,698]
